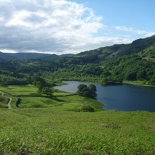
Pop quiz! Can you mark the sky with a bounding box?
[0,0,155,54]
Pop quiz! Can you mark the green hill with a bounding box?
[51,35,155,86]
[77,35,155,58]
[0,83,155,154]
[0,35,155,86]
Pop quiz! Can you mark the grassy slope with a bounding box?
[0,85,103,111]
[0,85,155,154]
[0,109,155,155]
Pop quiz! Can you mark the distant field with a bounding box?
[0,84,103,110]
[123,80,155,87]
[0,84,38,96]
[0,85,39,109]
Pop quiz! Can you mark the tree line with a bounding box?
[0,52,155,87]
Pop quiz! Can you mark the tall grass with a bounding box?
[0,109,155,154]
[0,85,155,154]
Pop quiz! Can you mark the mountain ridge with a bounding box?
[0,35,155,61]
[0,35,155,86]
[77,35,155,59]
[0,52,74,61]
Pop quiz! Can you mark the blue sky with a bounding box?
[72,0,155,30]
[0,0,154,54]
[71,0,155,39]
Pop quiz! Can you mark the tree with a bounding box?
[77,84,90,97]
[36,81,44,92]
[88,84,97,98]
[16,98,21,107]
[77,84,97,99]
[149,76,155,85]
[42,87,53,97]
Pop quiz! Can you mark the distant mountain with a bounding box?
[0,52,15,61]
[0,35,155,61]
[0,52,74,61]
[77,35,155,59]
[0,35,155,86]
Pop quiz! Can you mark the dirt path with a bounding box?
[8,98,12,109]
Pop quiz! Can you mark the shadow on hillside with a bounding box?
[17,93,42,97]
[16,93,66,102]
[55,93,76,97]
[49,96,64,102]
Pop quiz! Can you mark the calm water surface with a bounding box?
[54,81,155,112]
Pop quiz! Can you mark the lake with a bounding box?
[54,81,155,112]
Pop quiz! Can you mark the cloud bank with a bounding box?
[0,0,153,54]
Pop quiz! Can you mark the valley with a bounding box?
[0,35,155,154]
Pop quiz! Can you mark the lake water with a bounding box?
[54,81,155,112]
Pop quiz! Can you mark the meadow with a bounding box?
[0,85,155,155]
[0,84,103,111]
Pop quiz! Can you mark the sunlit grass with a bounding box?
[0,109,155,154]
[0,84,38,96]
[0,85,103,111]
[0,84,155,154]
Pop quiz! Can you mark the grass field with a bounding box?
[0,109,155,155]
[0,96,8,108]
[0,85,155,154]
[0,84,103,111]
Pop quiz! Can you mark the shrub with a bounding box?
[81,105,95,112]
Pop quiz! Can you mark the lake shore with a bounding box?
[54,81,155,112]
[123,80,155,88]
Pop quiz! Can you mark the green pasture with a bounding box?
[0,84,103,111]
[0,84,155,154]
[0,109,155,155]
[0,84,38,96]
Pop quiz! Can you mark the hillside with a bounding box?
[0,35,155,61]
[0,83,155,154]
[0,52,73,61]
[51,35,155,85]
[77,35,155,59]
[0,35,155,86]
[0,107,155,154]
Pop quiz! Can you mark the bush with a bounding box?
[81,105,95,112]
[0,96,5,102]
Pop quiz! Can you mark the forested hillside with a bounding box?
[0,35,155,86]
[0,52,73,61]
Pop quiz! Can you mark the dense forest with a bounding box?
[0,35,155,86]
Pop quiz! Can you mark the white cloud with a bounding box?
[0,0,130,54]
[0,0,153,54]
[114,26,134,32]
